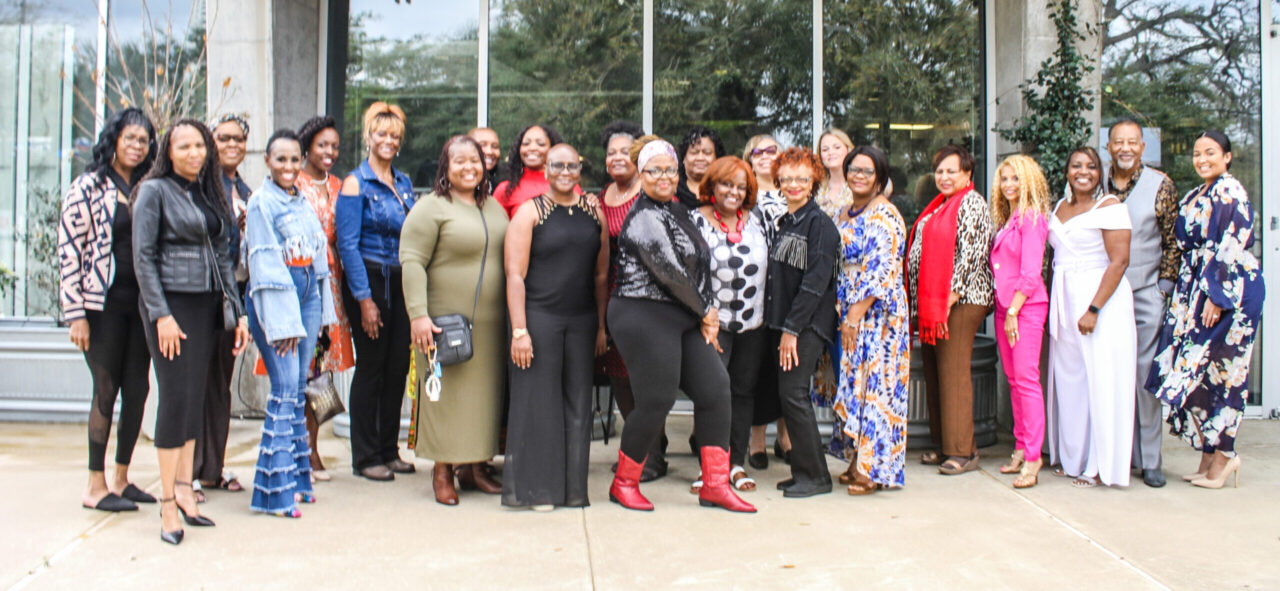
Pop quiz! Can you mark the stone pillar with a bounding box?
[993,0,1103,158]
[206,0,323,182]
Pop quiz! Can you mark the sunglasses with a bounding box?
[750,145,778,158]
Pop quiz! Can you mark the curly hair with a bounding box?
[86,107,156,185]
[677,125,725,175]
[296,115,339,157]
[992,154,1051,228]
[435,135,491,207]
[770,147,825,197]
[601,120,644,153]
[698,156,757,210]
[503,124,564,201]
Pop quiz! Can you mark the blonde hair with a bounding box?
[992,154,1051,227]
[741,134,777,162]
[361,101,406,144]
[818,128,853,152]
[629,134,662,165]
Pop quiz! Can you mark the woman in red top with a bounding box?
[295,115,356,483]
[494,124,576,217]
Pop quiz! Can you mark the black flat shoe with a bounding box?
[83,492,137,512]
[121,484,156,504]
[774,441,791,465]
[357,464,395,481]
[782,480,832,498]
[748,452,769,470]
[1142,469,1167,488]
[776,478,795,490]
[639,459,667,483]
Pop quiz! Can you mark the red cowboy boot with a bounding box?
[698,446,756,513]
[609,450,653,511]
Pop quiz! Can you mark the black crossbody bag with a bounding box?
[432,206,489,366]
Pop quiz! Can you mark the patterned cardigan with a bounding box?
[57,172,123,322]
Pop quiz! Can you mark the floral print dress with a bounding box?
[1145,173,1265,453]
[299,171,356,373]
[814,200,911,487]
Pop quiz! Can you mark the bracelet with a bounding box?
[512,328,529,339]
[1088,304,1100,314]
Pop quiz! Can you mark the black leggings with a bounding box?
[717,328,766,468]
[343,263,411,470]
[142,292,219,449]
[84,308,151,471]
[608,297,730,462]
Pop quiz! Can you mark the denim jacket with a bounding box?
[245,177,337,343]
[335,160,416,301]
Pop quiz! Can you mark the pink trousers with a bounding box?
[996,302,1047,462]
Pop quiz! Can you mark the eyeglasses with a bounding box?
[547,162,582,174]
[846,166,875,178]
[119,134,150,147]
[750,145,778,158]
[642,167,679,178]
[777,176,812,186]
[215,134,246,144]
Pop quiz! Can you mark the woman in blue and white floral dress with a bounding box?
[818,146,910,495]
[1146,131,1264,489]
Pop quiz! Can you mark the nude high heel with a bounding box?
[1191,456,1241,489]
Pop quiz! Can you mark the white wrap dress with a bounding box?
[1046,195,1137,487]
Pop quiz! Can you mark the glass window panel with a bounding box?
[488,0,642,189]
[106,1,208,130]
[654,0,812,158]
[822,1,984,230]
[343,0,478,188]
[0,0,98,317]
[1101,0,1263,398]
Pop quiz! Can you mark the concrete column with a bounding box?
[993,0,1103,158]
[206,0,323,182]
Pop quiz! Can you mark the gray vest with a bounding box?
[1114,167,1166,290]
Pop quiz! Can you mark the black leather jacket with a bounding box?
[132,176,242,322]
[612,193,713,317]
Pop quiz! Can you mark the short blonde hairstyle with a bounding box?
[362,101,406,144]
[992,154,1051,227]
[629,134,663,165]
[818,128,853,151]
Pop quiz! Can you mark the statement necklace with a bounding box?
[713,208,744,244]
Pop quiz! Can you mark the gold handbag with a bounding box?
[304,372,345,425]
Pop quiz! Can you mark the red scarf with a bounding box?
[907,183,972,344]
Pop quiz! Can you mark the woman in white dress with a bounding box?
[1046,147,1137,488]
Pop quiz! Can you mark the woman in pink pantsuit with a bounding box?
[989,155,1051,488]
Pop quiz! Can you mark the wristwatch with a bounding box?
[1006,308,1019,318]
[512,328,529,339]
[1088,304,1100,314]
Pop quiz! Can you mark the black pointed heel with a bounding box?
[159,497,184,545]
[175,481,216,526]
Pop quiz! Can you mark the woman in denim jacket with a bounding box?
[244,129,337,517]
[335,102,418,481]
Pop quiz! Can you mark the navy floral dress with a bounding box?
[1145,173,1264,453]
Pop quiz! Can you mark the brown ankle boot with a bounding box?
[432,463,458,506]
[457,463,502,494]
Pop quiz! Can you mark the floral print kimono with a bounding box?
[813,200,911,487]
[1146,172,1265,453]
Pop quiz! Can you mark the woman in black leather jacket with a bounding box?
[132,119,250,545]
[605,138,754,514]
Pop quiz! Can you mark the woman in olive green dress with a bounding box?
[400,135,509,506]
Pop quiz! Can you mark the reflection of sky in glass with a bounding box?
[0,0,98,48]
[352,0,476,41]
[110,0,197,44]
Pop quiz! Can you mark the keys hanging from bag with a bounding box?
[431,205,489,366]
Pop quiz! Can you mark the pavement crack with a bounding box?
[579,508,597,590]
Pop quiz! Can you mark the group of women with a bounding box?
[57,96,1264,543]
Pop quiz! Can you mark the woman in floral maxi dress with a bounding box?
[1146,131,1264,489]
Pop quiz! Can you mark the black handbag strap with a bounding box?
[467,204,489,328]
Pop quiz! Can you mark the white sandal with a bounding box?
[730,466,756,492]
[689,472,703,494]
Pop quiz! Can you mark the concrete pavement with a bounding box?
[3,417,1278,590]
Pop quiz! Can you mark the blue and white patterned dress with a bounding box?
[816,200,910,488]
[1145,172,1264,453]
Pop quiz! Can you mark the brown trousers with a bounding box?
[922,303,989,458]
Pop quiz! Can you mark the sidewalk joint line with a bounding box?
[979,468,1171,590]
[579,508,598,591]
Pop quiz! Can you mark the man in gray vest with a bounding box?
[1104,120,1181,488]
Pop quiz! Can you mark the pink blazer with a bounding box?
[990,211,1049,309]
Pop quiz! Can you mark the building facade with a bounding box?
[1,0,1276,418]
